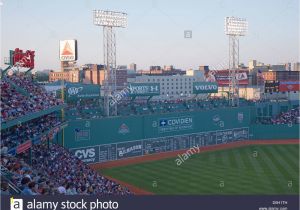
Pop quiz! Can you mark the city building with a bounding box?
[248,60,257,70]
[270,64,286,71]
[198,66,209,71]
[137,65,185,76]
[117,65,127,70]
[116,69,128,90]
[262,71,300,81]
[164,65,174,71]
[150,66,162,71]
[82,64,127,90]
[129,63,137,71]
[131,72,204,100]
[49,70,80,83]
[293,62,300,71]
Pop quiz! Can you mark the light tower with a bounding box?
[93,10,127,116]
[224,17,248,107]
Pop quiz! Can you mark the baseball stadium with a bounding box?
[1,67,299,196]
[0,6,299,199]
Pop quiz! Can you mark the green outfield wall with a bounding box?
[61,107,251,163]
[60,102,299,163]
[250,124,299,140]
[63,106,251,149]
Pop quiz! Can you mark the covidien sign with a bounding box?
[158,116,193,133]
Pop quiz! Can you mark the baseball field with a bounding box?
[100,143,299,195]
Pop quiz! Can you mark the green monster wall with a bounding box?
[60,104,299,163]
[63,106,251,149]
[250,124,299,140]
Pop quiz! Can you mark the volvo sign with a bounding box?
[193,82,218,94]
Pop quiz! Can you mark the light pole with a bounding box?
[0,1,3,70]
[224,17,248,107]
[93,10,127,116]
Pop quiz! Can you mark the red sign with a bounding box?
[13,48,35,68]
[210,70,249,86]
[16,140,32,154]
[279,81,300,92]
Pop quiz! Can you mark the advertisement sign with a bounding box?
[59,40,78,61]
[157,116,193,133]
[71,146,99,163]
[279,81,300,92]
[16,140,32,154]
[66,83,100,99]
[128,83,160,96]
[193,82,218,94]
[213,70,249,86]
[12,48,35,68]
[117,141,143,159]
[75,129,91,141]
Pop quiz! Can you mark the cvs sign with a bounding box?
[72,146,99,163]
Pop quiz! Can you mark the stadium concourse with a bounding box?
[0,73,131,195]
[1,73,299,196]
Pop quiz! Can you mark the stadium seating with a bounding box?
[0,73,131,196]
[256,107,300,125]
[1,74,63,122]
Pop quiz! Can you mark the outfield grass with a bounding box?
[101,144,299,195]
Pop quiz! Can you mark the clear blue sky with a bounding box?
[1,0,299,70]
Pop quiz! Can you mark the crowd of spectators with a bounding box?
[1,74,63,122]
[66,99,102,119]
[256,107,300,125]
[1,144,131,195]
[1,114,62,153]
[1,74,131,196]
[65,97,235,119]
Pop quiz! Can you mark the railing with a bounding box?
[1,170,22,195]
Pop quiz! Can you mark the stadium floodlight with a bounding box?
[224,16,248,107]
[225,17,248,36]
[93,10,127,117]
[93,10,127,28]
